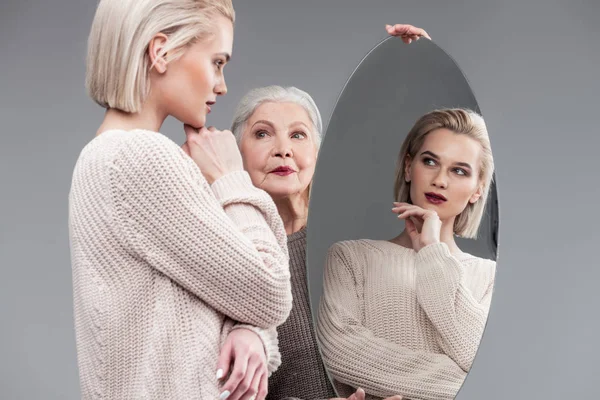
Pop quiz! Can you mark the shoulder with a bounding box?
[108,129,197,176]
[326,239,392,264]
[111,129,185,162]
[460,253,497,282]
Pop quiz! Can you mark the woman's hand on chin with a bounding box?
[182,124,243,184]
[392,202,441,252]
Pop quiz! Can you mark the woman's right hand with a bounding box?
[331,388,403,400]
[182,124,243,184]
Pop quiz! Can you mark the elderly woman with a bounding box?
[316,109,496,400]
[229,85,333,400]
[218,85,405,400]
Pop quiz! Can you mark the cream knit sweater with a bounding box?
[68,129,293,399]
[316,239,495,400]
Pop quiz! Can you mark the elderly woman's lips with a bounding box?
[270,167,295,176]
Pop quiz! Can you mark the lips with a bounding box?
[206,101,215,113]
[270,166,295,176]
[425,192,447,204]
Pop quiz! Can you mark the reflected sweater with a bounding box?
[68,129,293,399]
[267,227,337,400]
[316,239,495,400]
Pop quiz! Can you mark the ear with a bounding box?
[404,154,412,183]
[148,33,169,74]
[469,184,484,204]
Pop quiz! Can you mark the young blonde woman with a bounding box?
[316,109,496,400]
[69,1,293,399]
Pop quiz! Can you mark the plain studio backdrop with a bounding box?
[0,1,598,399]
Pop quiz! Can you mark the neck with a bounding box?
[96,97,166,136]
[392,216,462,255]
[274,192,309,236]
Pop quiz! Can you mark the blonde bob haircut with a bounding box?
[393,108,495,239]
[86,0,235,113]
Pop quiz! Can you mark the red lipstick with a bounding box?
[270,166,295,176]
[425,192,447,205]
[206,101,215,114]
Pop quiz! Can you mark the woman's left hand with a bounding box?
[386,23,431,43]
[392,202,441,252]
[217,328,268,400]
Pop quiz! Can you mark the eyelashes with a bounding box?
[253,130,308,140]
[422,157,470,176]
[214,59,225,69]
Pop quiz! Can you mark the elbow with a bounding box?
[264,285,293,327]
[250,280,292,329]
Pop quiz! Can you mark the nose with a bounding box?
[272,137,293,158]
[432,170,448,189]
[215,75,227,96]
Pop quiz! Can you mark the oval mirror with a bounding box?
[307,36,499,400]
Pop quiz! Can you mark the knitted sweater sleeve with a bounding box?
[108,132,292,329]
[415,243,495,372]
[316,242,466,400]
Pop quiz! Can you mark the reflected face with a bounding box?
[405,128,483,221]
[162,15,233,128]
[240,102,318,200]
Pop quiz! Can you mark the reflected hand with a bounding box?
[330,387,403,400]
[217,328,268,400]
[392,202,441,252]
[183,124,243,184]
[386,23,431,43]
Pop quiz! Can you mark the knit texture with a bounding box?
[266,227,337,400]
[68,129,293,399]
[316,239,495,400]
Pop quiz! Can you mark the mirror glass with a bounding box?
[306,36,499,400]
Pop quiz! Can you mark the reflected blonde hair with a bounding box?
[86,0,235,113]
[393,108,495,238]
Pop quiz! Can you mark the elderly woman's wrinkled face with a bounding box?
[240,102,318,200]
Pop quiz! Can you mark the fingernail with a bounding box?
[216,369,223,380]
[220,390,231,400]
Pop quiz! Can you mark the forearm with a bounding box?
[415,243,494,371]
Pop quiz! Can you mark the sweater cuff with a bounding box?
[230,325,282,376]
[415,242,452,266]
[210,170,258,203]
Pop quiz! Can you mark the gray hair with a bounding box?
[231,85,323,149]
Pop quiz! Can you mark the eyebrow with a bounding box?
[251,120,275,129]
[420,150,473,169]
[251,120,311,131]
[215,52,231,62]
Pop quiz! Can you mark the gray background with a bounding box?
[305,34,498,356]
[0,0,598,399]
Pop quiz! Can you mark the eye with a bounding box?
[422,157,436,166]
[453,168,469,176]
[291,131,307,139]
[254,130,269,139]
[214,59,225,69]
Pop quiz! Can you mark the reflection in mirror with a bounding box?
[306,37,499,400]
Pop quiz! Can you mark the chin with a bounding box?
[262,186,302,200]
[179,113,206,129]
